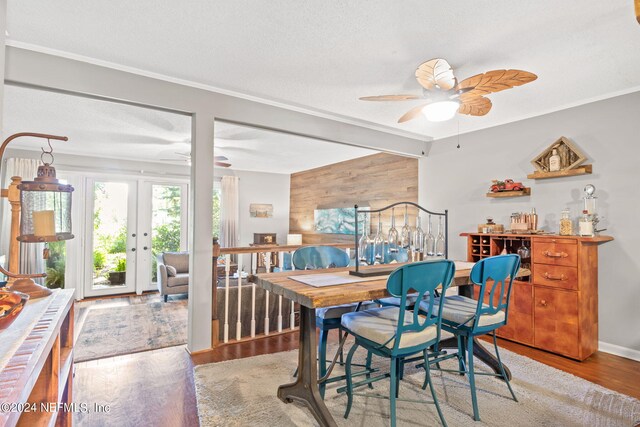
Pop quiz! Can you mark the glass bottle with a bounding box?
[400,205,411,250]
[387,208,399,253]
[435,216,446,257]
[559,208,573,236]
[412,215,425,260]
[426,214,435,257]
[373,213,385,265]
[358,214,371,265]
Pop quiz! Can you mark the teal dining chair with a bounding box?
[291,245,370,398]
[341,259,455,427]
[421,254,520,421]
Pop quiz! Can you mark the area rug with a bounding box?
[75,300,187,362]
[194,346,640,427]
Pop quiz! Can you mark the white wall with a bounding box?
[4,46,427,351]
[217,169,290,247]
[419,91,640,356]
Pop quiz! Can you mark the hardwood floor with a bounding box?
[72,293,640,426]
[74,346,199,427]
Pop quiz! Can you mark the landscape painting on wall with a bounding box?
[250,203,273,218]
[314,208,369,235]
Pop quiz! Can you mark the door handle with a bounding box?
[143,246,148,250]
[131,248,136,252]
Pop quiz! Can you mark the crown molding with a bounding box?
[5,40,430,143]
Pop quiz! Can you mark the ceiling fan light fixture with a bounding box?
[421,101,460,122]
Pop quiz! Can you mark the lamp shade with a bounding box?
[287,234,303,245]
[18,163,74,243]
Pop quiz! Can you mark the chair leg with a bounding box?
[395,358,401,398]
[318,328,329,399]
[343,343,359,419]
[422,349,430,390]
[390,357,397,427]
[365,351,374,389]
[424,351,448,427]
[467,336,480,421]
[493,333,517,402]
[457,335,466,375]
[163,294,168,303]
[338,328,345,365]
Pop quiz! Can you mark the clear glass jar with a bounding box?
[559,208,573,236]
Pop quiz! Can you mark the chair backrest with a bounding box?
[469,254,521,332]
[291,246,350,270]
[386,259,455,354]
[162,252,190,273]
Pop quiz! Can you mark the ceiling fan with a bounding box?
[160,152,232,168]
[360,58,537,122]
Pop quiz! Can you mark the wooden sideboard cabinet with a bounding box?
[0,289,75,427]
[462,233,613,360]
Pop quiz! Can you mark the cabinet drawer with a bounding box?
[533,240,577,267]
[533,264,578,290]
[533,286,580,359]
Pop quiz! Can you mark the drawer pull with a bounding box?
[543,272,566,281]
[542,250,568,258]
[540,300,547,307]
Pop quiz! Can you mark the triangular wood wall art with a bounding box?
[531,136,587,172]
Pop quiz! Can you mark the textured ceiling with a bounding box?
[6,1,640,140]
[3,85,377,174]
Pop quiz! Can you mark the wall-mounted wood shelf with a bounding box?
[486,188,531,198]
[527,164,592,180]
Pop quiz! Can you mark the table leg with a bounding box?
[277,306,337,427]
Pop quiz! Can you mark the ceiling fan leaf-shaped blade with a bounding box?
[398,104,428,123]
[458,94,492,116]
[359,95,422,101]
[214,155,228,161]
[415,58,457,91]
[214,162,231,168]
[456,69,537,97]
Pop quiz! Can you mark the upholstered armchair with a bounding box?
[157,252,189,302]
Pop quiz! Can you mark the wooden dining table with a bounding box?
[253,262,529,427]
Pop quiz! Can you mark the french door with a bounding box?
[83,178,188,297]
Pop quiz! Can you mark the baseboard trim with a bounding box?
[599,341,640,362]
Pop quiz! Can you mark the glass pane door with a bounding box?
[86,180,137,296]
[150,184,187,284]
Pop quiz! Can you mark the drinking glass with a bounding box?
[387,208,399,253]
[426,214,435,257]
[435,215,446,257]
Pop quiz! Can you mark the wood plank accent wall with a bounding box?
[289,153,419,244]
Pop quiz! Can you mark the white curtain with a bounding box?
[220,175,239,248]
[0,158,46,279]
